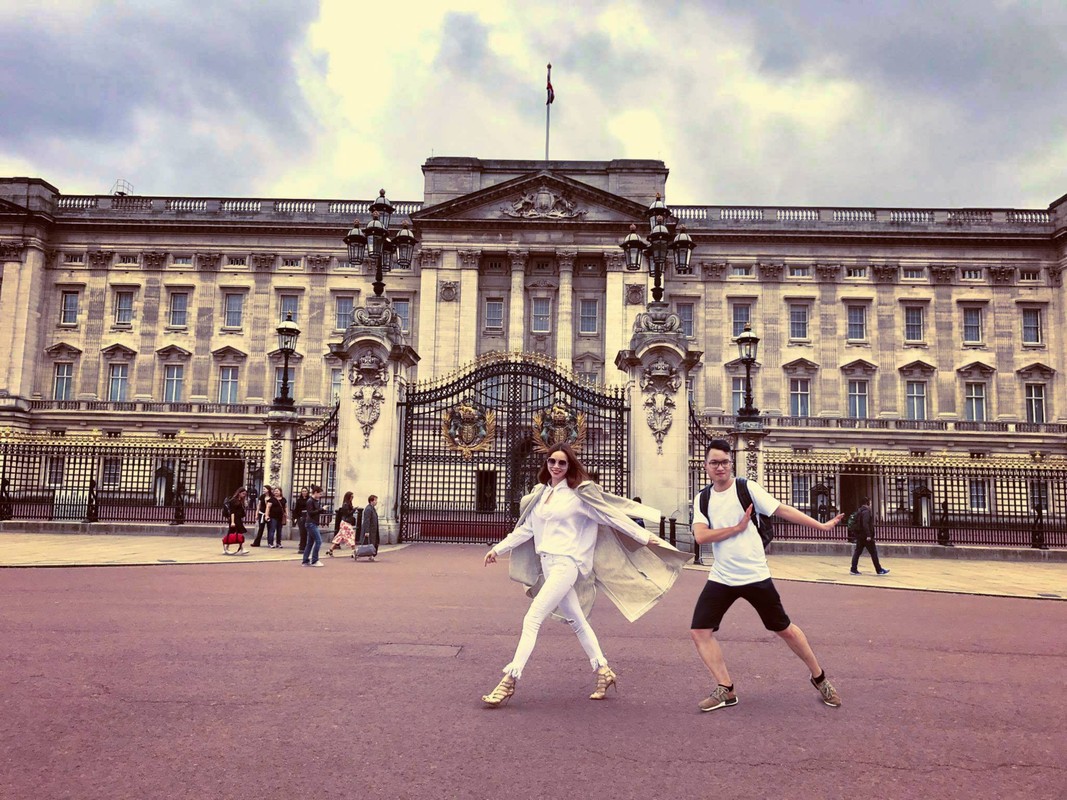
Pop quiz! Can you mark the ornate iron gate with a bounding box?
[291,405,339,513]
[398,354,630,543]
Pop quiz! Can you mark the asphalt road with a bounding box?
[2,544,1065,800]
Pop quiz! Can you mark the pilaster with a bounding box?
[507,250,527,353]
[555,250,576,364]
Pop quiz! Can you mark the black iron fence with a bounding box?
[0,433,263,524]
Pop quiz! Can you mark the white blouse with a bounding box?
[492,482,650,576]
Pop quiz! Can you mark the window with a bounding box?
[731,377,744,414]
[1022,308,1043,345]
[334,296,354,330]
[791,476,811,510]
[961,268,983,280]
[218,367,239,404]
[906,381,927,420]
[485,299,504,330]
[274,367,295,401]
[53,363,74,401]
[531,298,551,333]
[789,304,809,339]
[172,256,192,266]
[964,382,986,422]
[579,299,599,334]
[677,303,694,337]
[108,364,129,402]
[731,264,753,277]
[1019,270,1040,282]
[788,265,810,278]
[846,266,867,279]
[847,380,869,419]
[578,370,599,383]
[331,368,343,404]
[789,378,810,417]
[224,293,243,328]
[393,299,411,332]
[163,364,184,403]
[904,306,925,341]
[60,291,79,325]
[902,267,925,280]
[169,292,188,327]
[45,456,64,487]
[969,479,988,511]
[846,305,867,340]
[732,303,751,337]
[1025,384,1046,424]
[101,457,122,488]
[227,256,247,266]
[282,258,301,268]
[114,291,134,325]
[962,307,983,343]
[279,294,299,324]
[64,253,82,264]
[1030,481,1049,512]
[118,254,138,265]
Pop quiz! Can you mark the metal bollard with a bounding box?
[669,517,677,547]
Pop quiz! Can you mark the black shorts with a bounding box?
[690,578,791,632]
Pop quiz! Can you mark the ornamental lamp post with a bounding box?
[343,188,417,297]
[619,194,696,302]
[274,311,301,409]
[735,322,760,421]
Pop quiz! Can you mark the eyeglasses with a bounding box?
[706,459,732,469]
[546,458,568,467]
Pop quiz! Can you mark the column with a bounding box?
[457,249,481,367]
[604,252,627,363]
[416,248,441,379]
[555,250,576,365]
[507,250,527,353]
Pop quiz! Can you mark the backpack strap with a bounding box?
[699,484,712,522]
[734,476,754,513]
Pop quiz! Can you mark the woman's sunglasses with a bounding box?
[546,458,568,467]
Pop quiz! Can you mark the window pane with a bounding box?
[848,380,868,419]
[115,291,134,324]
[847,305,866,339]
[677,303,694,337]
[904,307,924,340]
[1022,309,1042,344]
[393,299,410,332]
[218,367,239,404]
[906,381,927,420]
[532,298,551,332]
[732,304,750,337]
[275,366,295,400]
[164,364,184,403]
[963,308,982,342]
[1026,383,1046,424]
[969,479,988,511]
[964,382,986,422]
[485,299,504,330]
[53,363,73,400]
[280,295,299,323]
[331,368,343,404]
[102,457,122,488]
[335,296,354,330]
[61,292,79,325]
[579,299,598,334]
[731,377,744,413]
[169,293,188,327]
[108,364,128,402]
[789,378,810,416]
[789,305,808,339]
[225,294,243,327]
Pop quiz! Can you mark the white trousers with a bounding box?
[503,553,607,679]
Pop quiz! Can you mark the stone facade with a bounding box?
[1,160,1066,463]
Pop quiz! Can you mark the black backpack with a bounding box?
[699,477,774,550]
[221,498,232,522]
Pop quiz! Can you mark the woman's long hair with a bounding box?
[230,486,248,504]
[536,442,590,489]
[342,491,354,506]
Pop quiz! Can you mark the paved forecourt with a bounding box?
[1,542,1064,799]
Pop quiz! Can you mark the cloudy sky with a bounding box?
[2,0,1065,209]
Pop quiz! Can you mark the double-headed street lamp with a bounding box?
[735,322,761,421]
[619,194,695,302]
[344,189,417,297]
[274,311,301,409]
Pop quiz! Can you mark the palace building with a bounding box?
[1,157,1065,545]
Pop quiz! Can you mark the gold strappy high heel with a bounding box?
[481,675,516,708]
[589,666,617,700]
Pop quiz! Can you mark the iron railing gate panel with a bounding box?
[291,404,339,514]
[0,433,262,524]
[398,354,630,544]
[763,451,1066,548]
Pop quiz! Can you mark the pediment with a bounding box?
[100,343,137,359]
[781,358,820,376]
[840,359,877,376]
[156,344,193,360]
[267,348,304,362]
[412,171,649,226]
[211,346,248,360]
[898,359,936,376]
[1016,362,1055,380]
[0,198,28,214]
[956,360,996,378]
[724,357,762,372]
[45,342,83,359]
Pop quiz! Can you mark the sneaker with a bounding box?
[811,676,842,707]
[877,568,890,575]
[698,685,738,712]
[238,550,250,556]
[849,569,861,575]
[301,561,310,566]
[310,562,325,568]
[249,543,261,547]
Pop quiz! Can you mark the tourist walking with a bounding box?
[480,443,689,708]
[850,496,889,576]
[690,439,844,711]
[265,486,287,549]
[251,485,271,547]
[327,491,358,557]
[361,495,380,555]
[222,486,250,556]
[292,486,310,553]
[301,485,325,567]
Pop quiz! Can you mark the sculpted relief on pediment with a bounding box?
[500,185,586,220]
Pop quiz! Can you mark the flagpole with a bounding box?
[545,63,552,163]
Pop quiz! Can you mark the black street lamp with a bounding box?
[274,311,301,408]
[619,194,695,302]
[344,189,417,297]
[735,322,761,420]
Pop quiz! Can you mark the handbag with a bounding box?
[354,532,376,560]
[222,527,245,546]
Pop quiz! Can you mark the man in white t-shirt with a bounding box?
[690,439,845,711]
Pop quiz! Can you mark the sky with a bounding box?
[2,0,1065,209]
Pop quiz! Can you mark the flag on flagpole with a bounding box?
[546,63,554,105]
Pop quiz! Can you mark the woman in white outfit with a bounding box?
[481,443,665,707]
